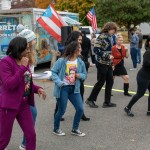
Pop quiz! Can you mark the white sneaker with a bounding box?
[19,145,26,150]
[53,129,66,136]
[90,62,95,67]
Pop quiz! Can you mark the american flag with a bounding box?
[86,7,97,30]
[37,4,67,42]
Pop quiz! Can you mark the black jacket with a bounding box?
[138,50,150,80]
[81,36,91,62]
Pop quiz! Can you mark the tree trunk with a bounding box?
[127,22,131,40]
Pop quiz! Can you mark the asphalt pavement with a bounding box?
[7,45,150,150]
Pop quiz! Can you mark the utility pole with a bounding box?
[52,0,55,4]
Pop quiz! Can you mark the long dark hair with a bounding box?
[101,22,118,34]
[65,31,82,46]
[6,36,27,59]
[63,41,80,58]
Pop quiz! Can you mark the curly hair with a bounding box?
[63,41,80,58]
[101,22,118,33]
[65,31,82,46]
[28,42,36,65]
[91,32,96,38]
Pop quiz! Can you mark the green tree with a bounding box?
[95,0,150,30]
[54,0,96,25]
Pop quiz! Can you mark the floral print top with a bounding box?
[23,70,32,97]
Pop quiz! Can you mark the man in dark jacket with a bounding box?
[81,31,91,71]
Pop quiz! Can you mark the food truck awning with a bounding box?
[62,16,82,25]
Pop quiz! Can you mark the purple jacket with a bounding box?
[0,56,40,109]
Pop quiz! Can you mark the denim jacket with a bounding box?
[51,57,87,98]
[130,33,139,49]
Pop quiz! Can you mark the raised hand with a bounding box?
[21,57,29,67]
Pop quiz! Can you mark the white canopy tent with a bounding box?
[61,16,82,26]
[0,0,11,10]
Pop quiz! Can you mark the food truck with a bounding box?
[0,8,80,64]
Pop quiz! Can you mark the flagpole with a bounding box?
[52,0,55,4]
[81,15,86,23]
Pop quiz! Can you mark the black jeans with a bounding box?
[88,62,113,103]
[127,74,150,110]
[91,55,96,64]
[80,81,84,101]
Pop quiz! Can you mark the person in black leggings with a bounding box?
[124,49,150,117]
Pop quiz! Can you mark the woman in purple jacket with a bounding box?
[0,37,46,150]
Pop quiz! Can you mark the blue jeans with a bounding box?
[22,106,37,146]
[130,48,138,68]
[54,85,83,130]
[137,48,141,64]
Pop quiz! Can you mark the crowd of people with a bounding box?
[0,21,150,150]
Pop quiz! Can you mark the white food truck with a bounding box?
[0,8,80,64]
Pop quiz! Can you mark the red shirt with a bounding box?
[112,45,127,66]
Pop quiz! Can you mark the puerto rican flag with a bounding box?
[37,4,67,42]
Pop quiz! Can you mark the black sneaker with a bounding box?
[54,113,65,121]
[81,114,90,121]
[71,129,86,137]
[61,117,65,121]
[85,99,98,108]
[124,107,134,117]
[124,93,132,97]
[53,129,66,136]
[102,102,116,108]
[147,111,150,116]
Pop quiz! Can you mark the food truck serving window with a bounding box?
[0,15,19,59]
